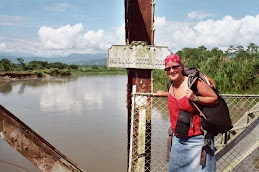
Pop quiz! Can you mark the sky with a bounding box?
[1,0,259,57]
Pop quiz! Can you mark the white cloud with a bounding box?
[154,16,191,48]
[154,15,259,52]
[114,24,126,44]
[38,24,83,49]
[36,23,125,56]
[82,29,105,49]
[0,43,6,50]
[2,14,259,57]
[154,16,167,27]
[187,11,214,20]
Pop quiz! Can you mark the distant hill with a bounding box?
[0,53,107,65]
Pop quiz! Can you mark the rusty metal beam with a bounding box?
[125,0,154,45]
[125,0,154,171]
[0,105,85,172]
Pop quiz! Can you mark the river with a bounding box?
[0,74,128,172]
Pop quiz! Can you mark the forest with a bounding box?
[153,43,259,94]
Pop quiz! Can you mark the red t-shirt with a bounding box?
[168,93,202,137]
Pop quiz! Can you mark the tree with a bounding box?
[154,44,259,94]
[17,57,26,70]
[226,45,235,55]
[26,60,48,70]
[0,58,12,71]
[236,46,244,53]
[247,43,258,54]
[198,46,207,52]
[69,64,79,69]
[48,62,68,69]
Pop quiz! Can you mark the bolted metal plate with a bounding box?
[108,43,171,69]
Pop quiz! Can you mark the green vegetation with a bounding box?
[0,58,126,79]
[0,43,258,94]
[153,43,259,94]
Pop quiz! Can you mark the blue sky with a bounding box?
[1,0,259,57]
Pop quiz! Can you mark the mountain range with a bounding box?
[0,53,108,66]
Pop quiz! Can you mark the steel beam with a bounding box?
[125,0,154,171]
[0,105,85,172]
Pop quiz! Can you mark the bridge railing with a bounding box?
[128,94,259,172]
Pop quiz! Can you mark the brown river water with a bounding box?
[0,74,128,172]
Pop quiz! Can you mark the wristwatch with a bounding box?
[195,96,200,103]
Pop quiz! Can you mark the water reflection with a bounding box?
[0,77,75,94]
[0,82,13,95]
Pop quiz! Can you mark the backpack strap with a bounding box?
[167,80,172,91]
[200,131,207,165]
[187,75,213,166]
[200,131,213,165]
[187,76,206,119]
[187,73,198,89]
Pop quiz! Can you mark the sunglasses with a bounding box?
[164,65,181,71]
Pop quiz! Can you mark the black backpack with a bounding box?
[167,67,233,136]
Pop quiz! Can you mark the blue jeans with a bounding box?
[168,135,216,172]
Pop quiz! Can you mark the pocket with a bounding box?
[177,110,191,124]
[175,111,192,136]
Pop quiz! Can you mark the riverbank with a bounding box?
[0,68,127,82]
[0,71,39,81]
